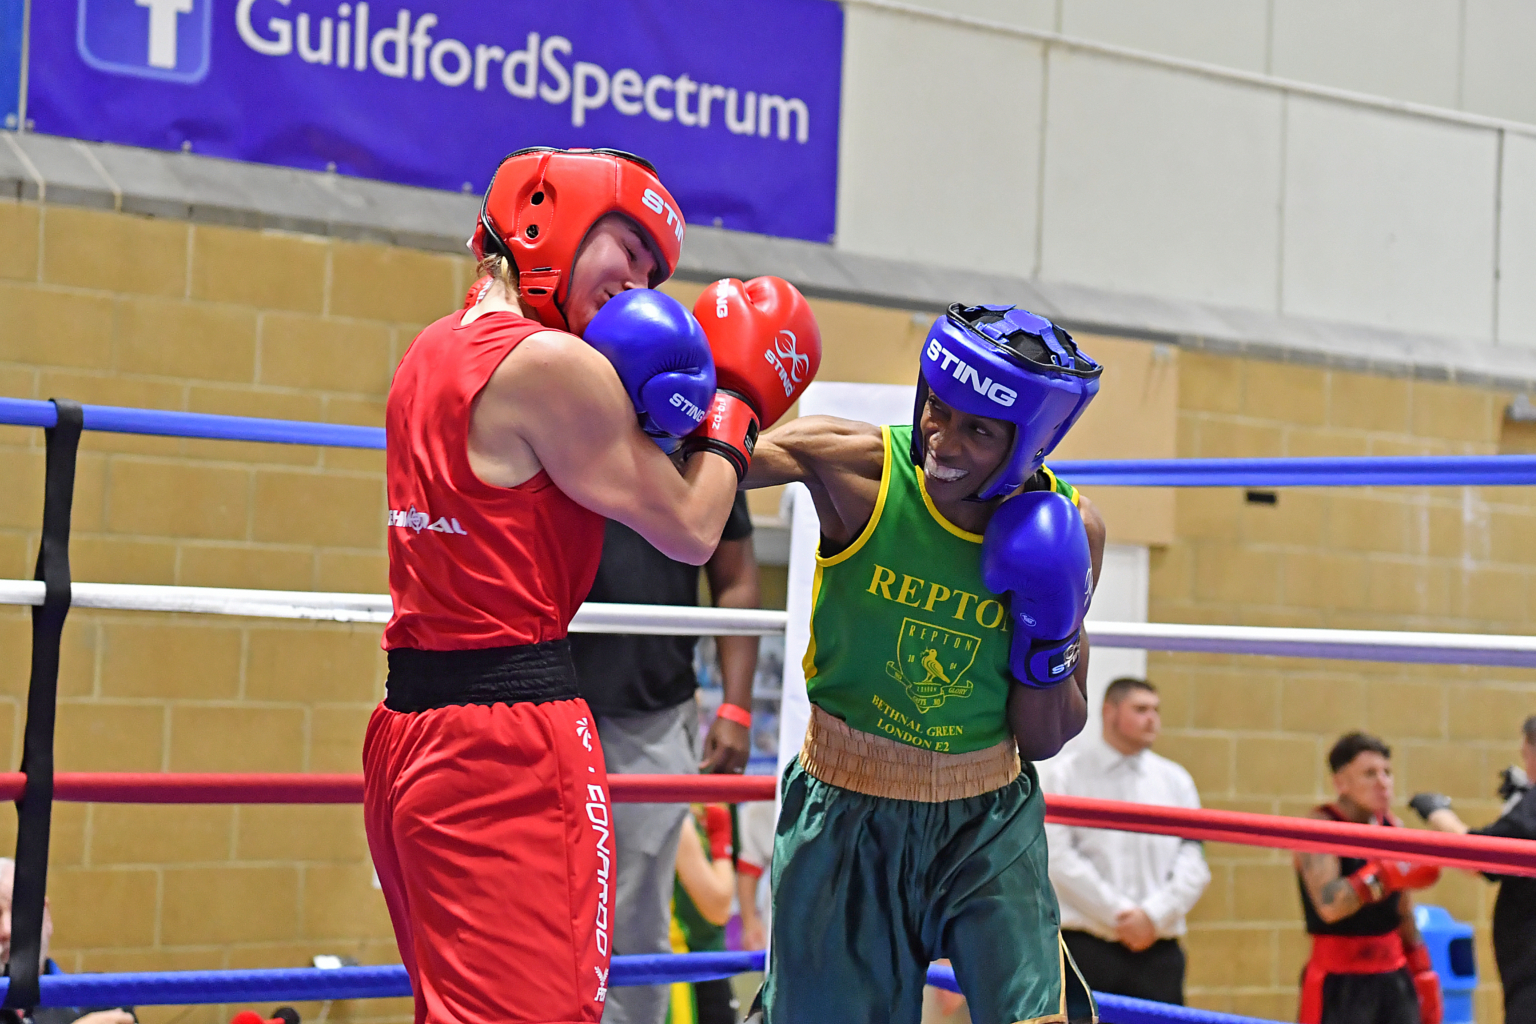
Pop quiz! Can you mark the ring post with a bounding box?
[6,400,82,1010]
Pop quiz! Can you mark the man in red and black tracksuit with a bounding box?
[1294,732,1443,1024]
[362,148,818,1024]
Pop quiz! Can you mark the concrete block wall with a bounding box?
[1148,350,1533,1021]
[909,0,1536,125]
[837,1,1536,351]
[2,196,1532,1022]
[0,201,982,1024]
[0,199,479,1024]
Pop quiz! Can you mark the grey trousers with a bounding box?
[598,701,699,1024]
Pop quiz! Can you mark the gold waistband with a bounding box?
[798,704,1020,802]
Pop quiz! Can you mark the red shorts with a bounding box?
[363,697,614,1024]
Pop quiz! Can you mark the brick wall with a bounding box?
[2,197,1531,1024]
[0,199,476,1024]
[1151,351,1533,1022]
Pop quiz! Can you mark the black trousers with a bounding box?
[1506,978,1536,1024]
[1061,931,1185,1005]
[1315,969,1420,1024]
[694,978,739,1024]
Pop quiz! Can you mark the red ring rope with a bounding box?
[0,772,773,806]
[1045,794,1536,877]
[0,772,1528,877]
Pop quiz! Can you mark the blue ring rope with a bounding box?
[3,397,1536,487]
[10,956,1281,1024]
[15,952,760,1006]
[0,398,384,450]
[1048,455,1536,487]
[924,963,1279,1024]
[0,396,1326,1024]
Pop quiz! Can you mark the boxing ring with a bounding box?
[3,395,1536,1024]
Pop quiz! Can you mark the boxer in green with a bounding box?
[740,305,1107,1024]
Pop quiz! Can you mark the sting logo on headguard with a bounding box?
[470,147,685,333]
[911,304,1102,501]
[639,188,686,245]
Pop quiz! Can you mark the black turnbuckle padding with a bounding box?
[5,400,82,1010]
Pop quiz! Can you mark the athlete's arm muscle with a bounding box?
[1294,821,1365,924]
[745,416,886,548]
[1007,495,1106,761]
[469,330,736,565]
[675,817,735,927]
[1009,636,1089,762]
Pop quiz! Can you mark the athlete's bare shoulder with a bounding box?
[502,327,604,375]
[469,325,631,488]
[484,328,620,407]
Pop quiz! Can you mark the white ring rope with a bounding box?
[1087,620,1536,667]
[0,579,1533,664]
[0,580,786,635]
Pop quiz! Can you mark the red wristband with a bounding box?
[715,703,752,728]
[704,804,734,860]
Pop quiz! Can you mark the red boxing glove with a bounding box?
[702,804,734,861]
[1405,942,1443,1024]
[1347,859,1441,903]
[684,277,822,478]
[1386,860,1442,891]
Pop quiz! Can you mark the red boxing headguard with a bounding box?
[470,147,685,331]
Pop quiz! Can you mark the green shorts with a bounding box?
[761,759,1095,1024]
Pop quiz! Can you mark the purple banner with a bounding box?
[28,0,844,242]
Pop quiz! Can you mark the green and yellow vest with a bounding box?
[803,424,1077,754]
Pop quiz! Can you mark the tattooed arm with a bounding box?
[1293,844,1365,924]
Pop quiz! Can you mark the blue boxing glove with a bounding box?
[583,289,717,444]
[980,491,1094,688]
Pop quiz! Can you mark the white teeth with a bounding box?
[924,454,967,482]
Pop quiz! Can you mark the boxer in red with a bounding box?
[364,147,820,1024]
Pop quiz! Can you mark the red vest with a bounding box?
[383,311,604,651]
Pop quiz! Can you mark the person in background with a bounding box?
[1411,714,1536,1024]
[0,859,136,1024]
[571,493,759,1024]
[668,805,738,1024]
[733,800,775,953]
[1040,677,1210,1005]
[1294,733,1442,1024]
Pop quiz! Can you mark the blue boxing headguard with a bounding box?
[911,304,1101,501]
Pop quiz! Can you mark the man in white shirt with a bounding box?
[1040,677,1210,1005]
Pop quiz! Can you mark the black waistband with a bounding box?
[384,639,580,712]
